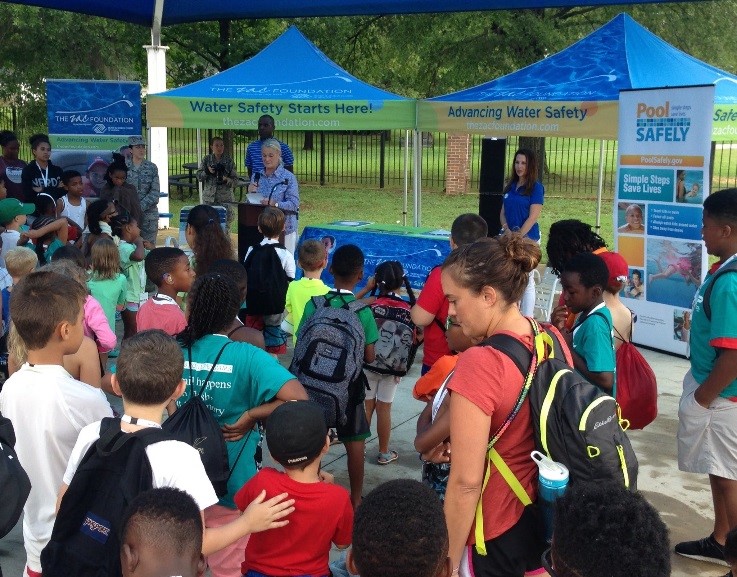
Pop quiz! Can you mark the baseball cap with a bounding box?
[266,401,327,467]
[0,198,35,226]
[599,251,629,289]
[128,136,146,147]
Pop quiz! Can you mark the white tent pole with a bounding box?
[402,130,409,226]
[147,0,169,230]
[595,139,605,232]
[413,129,422,227]
[197,128,203,204]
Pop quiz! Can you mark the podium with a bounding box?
[237,202,285,261]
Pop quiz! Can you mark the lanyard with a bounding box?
[121,414,162,429]
[38,163,49,188]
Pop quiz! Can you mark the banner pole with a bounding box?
[197,128,203,204]
[403,130,409,226]
[596,139,604,230]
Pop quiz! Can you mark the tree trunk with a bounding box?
[518,136,548,181]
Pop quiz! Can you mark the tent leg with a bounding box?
[146,12,169,231]
[413,129,422,227]
[197,129,203,205]
[596,139,605,232]
[403,130,409,226]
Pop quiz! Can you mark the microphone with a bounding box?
[253,172,261,185]
[268,179,290,205]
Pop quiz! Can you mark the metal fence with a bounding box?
[4,105,737,198]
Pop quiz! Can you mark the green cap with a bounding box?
[0,198,35,226]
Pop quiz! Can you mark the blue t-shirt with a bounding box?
[690,260,737,397]
[245,138,294,175]
[177,334,296,508]
[503,181,544,241]
[572,304,616,396]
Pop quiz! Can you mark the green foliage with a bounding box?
[0,4,147,123]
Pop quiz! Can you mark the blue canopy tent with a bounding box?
[147,26,416,131]
[419,13,737,138]
[418,13,737,225]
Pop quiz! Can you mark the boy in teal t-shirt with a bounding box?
[297,244,378,508]
[554,252,616,396]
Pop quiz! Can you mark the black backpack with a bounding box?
[244,243,290,315]
[489,319,638,489]
[162,342,232,497]
[290,295,367,427]
[41,418,170,577]
[0,412,31,538]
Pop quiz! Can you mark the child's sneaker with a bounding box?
[674,533,727,566]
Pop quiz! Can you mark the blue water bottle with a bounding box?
[531,450,569,543]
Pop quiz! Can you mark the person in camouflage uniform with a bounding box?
[126,135,161,245]
[197,136,237,228]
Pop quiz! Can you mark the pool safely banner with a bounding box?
[615,85,713,355]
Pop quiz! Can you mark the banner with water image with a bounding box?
[46,80,141,198]
[615,85,713,355]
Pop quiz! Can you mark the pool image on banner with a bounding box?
[646,239,701,309]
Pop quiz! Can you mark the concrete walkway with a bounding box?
[0,345,724,577]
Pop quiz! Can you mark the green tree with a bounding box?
[0,4,147,131]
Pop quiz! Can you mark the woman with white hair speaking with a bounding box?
[247,138,300,254]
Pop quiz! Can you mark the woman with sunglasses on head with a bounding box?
[441,234,570,577]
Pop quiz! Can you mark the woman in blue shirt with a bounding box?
[247,138,300,254]
[500,148,544,316]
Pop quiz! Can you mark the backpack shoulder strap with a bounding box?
[704,259,737,321]
[480,333,532,376]
[346,299,368,314]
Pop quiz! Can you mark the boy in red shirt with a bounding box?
[235,401,352,577]
[411,213,487,374]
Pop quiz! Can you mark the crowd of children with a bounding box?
[1,165,728,577]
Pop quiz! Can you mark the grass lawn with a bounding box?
[164,185,615,264]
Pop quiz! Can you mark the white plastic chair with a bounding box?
[533,267,562,322]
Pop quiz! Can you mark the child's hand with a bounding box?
[364,276,376,292]
[421,441,451,464]
[318,470,335,484]
[222,410,256,441]
[142,240,155,250]
[241,490,295,534]
[550,305,568,329]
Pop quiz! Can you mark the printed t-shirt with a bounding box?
[137,294,186,336]
[502,181,545,241]
[87,274,127,331]
[63,420,218,511]
[415,266,450,367]
[234,467,353,576]
[447,338,538,543]
[119,241,147,304]
[572,303,616,396]
[285,277,330,345]
[0,363,112,572]
[691,259,737,397]
[177,334,295,507]
[298,290,379,345]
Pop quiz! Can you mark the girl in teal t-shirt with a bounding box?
[111,211,149,339]
[174,273,306,577]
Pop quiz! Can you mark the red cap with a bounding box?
[599,251,629,289]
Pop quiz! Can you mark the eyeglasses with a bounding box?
[541,548,558,577]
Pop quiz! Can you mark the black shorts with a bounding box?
[470,506,546,577]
